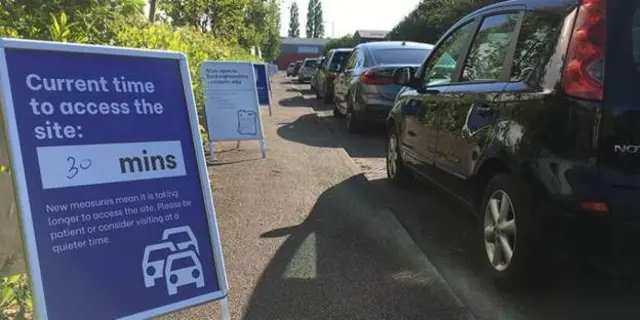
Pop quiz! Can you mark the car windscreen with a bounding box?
[330,51,351,66]
[304,59,318,68]
[169,256,195,270]
[372,48,431,65]
[148,247,172,262]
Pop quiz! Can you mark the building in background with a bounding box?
[277,37,327,70]
[354,30,390,44]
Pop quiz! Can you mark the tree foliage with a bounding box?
[158,0,281,61]
[0,2,265,311]
[313,1,325,38]
[388,0,503,44]
[324,34,357,53]
[305,0,324,38]
[288,2,301,37]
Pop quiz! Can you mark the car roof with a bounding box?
[356,41,434,50]
[460,0,574,22]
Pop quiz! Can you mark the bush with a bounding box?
[0,10,261,317]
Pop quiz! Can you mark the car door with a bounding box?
[401,20,479,174]
[334,49,359,112]
[317,52,332,95]
[434,11,522,187]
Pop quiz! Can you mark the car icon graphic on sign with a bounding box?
[142,241,177,288]
[162,226,199,255]
[164,250,205,295]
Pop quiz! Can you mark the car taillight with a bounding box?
[360,70,393,85]
[562,0,606,101]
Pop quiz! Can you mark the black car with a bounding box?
[387,0,633,287]
[315,48,353,103]
[332,41,433,133]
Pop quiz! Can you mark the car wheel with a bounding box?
[323,84,333,104]
[333,103,342,117]
[480,173,538,289]
[386,126,413,186]
[345,108,361,133]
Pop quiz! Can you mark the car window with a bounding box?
[509,11,560,82]
[423,22,476,87]
[372,48,432,65]
[331,51,352,67]
[169,256,195,270]
[632,6,640,70]
[462,13,519,82]
[355,51,365,68]
[345,50,358,70]
[304,59,318,68]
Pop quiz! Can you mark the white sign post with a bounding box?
[200,61,266,162]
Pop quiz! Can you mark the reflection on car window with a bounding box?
[462,13,519,82]
[632,8,640,70]
[424,22,475,86]
[510,11,560,82]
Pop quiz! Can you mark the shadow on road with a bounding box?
[243,174,472,320]
[361,175,640,320]
[279,96,319,108]
[276,114,384,160]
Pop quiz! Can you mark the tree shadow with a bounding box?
[278,96,319,108]
[276,114,385,159]
[243,174,472,320]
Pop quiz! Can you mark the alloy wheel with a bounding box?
[483,190,517,272]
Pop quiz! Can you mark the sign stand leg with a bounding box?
[219,297,231,320]
[259,139,266,158]
[209,141,216,162]
[236,140,241,149]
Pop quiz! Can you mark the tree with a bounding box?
[313,0,324,38]
[288,2,300,38]
[324,34,356,52]
[388,0,503,44]
[305,0,323,38]
[261,0,281,61]
[0,0,145,42]
[148,0,158,22]
[306,0,316,38]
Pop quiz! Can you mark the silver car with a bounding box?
[298,58,319,83]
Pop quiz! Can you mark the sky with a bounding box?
[279,0,421,38]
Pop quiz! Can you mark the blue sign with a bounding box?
[253,63,270,105]
[0,39,227,320]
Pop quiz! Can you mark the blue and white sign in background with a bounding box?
[200,61,266,154]
[0,39,228,320]
[252,63,270,106]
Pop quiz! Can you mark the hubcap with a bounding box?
[387,134,398,178]
[483,190,517,272]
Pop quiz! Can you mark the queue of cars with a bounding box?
[298,0,638,288]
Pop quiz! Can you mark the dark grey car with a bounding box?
[333,41,433,133]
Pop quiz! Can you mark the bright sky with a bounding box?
[279,0,421,38]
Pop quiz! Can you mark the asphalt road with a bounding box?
[161,74,474,320]
[285,76,640,320]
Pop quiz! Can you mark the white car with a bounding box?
[162,226,199,255]
[164,250,205,295]
[142,242,177,288]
